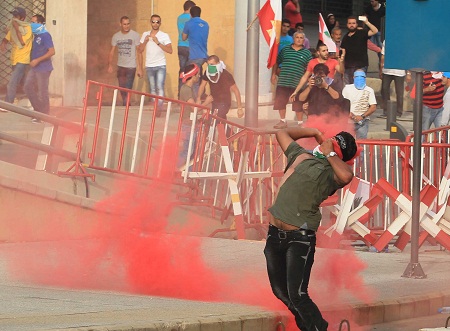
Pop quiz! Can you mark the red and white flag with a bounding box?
[257,0,282,68]
[318,13,337,53]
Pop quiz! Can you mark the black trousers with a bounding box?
[264,224,328,331]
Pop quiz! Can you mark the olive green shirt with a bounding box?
[268,141,341,231]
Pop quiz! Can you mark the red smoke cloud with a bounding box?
[1,135,373,330]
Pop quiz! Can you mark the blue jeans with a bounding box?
[178,46,190,96]
[6,63,28,103]
[344,66,367,85]
[264,224,328,331]
[354,118,369,139]
[117,66,136,106]
[24,69,51,115]
[422,105,443,131]
[370,32,383,49]
[146,65,166,111]
[187,58,206,99]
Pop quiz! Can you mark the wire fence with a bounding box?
[0,0,46,95]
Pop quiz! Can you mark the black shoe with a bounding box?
[377,114,387,119]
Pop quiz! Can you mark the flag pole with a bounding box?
[245,0,260,128]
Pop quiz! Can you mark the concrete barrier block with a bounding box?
[441,290,450,306]
[177,319,201,331]
[240,315,263,331]
[17,181,37,195]
[351,303,370,326]
[199,317,224,331]
[80,197,97,209]
[55,190,83,206]
[398,297,415,320]
[368,301,385,325]
[35,185,57,200]
[0,176,19,190]
[258,312,281,331]
[428,293,444,315]
[414,294,431,317]
[220,317,241,331]
[382,299,401,322]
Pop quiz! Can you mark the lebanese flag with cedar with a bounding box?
[257,0,282,68]
[318,13,337,52]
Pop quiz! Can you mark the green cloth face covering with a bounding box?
[207,64,218,74]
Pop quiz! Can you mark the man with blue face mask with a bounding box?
[342,70,377,139]
[24,14,55,123]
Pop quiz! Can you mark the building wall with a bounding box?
[86,0,237,103]
[47,0,87,106]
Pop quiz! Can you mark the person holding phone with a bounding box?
[340,15,378,84]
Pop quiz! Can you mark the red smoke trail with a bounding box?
[1,133,373,330]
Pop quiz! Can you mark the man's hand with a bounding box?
[289,92,297,103]
[237,107,244,118]
[29,59,39,68]
[271,74,277,85]
[137,67,143,78]
[319,138,334,156]
[107,64,113,74]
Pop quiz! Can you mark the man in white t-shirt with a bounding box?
[108,16,142,106]
[138,14,173,116]
[343,70,377,139]
[380,40,411,118]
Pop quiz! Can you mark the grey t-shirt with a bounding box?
[111,30,140,68]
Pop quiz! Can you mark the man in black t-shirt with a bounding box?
[340,16,378,84]
[196,55,244,121]
[365,0,385,50]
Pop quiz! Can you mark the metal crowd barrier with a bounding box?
[59,81,450,243]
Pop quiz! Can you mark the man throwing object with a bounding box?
[265,126,357,331]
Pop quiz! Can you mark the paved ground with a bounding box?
[0,56,443,331]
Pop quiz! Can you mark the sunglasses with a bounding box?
[151,20,160,24]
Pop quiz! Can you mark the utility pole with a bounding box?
[244,0,260,128]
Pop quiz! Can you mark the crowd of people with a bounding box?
[276,0,450,138]
[1,7,55,123]
[107,1,243,121]
[272,13,378,139]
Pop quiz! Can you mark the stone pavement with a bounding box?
[0,235,449,331]
[0,102,448,331]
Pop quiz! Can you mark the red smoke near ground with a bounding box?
[1,131,373,330]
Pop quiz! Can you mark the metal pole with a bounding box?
[244,0,259,128]
[386,100,397,132]
[402,69,426,279]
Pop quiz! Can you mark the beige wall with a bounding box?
[86,0,236,102]
[47,0,87,106]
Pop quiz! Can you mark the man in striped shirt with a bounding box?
[422,71,447,130]
[271,32,312,129]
